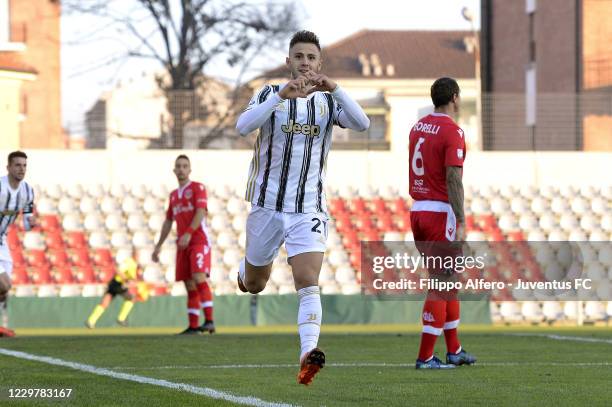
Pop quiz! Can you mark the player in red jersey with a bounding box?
[409,77,476,369]
[152,155,215,335]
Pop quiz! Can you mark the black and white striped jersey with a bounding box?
[0,176,34,243]
[238,85,369,214]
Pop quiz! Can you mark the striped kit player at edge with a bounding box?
[235,31,370,385]
[0,151,36,338]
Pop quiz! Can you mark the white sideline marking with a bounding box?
[504,333,612,345]
[0,348,295,407]
[111,361,612,370]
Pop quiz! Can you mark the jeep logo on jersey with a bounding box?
[281,120,321,137]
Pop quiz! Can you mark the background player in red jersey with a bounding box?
[152,155,215,335]
[409,77,476,369]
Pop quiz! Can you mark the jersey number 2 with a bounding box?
[411,137,425,176]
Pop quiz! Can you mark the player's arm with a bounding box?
[152,218,173,262]
[177,208,205,250]
[236,85,283,136]
[446,166,465,226]
[305,71,370,131]
[22,184,36,230]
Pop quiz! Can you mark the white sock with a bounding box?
[239,258,246,282]
[297,286,322,361]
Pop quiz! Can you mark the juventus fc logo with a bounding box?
[281,120,321,137]
[307,314,318,321]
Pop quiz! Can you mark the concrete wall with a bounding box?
[1,150,609,193]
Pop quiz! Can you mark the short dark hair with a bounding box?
[8,151,27,165]
[175,154,190,163]
[431,77,460,108]
[289,30,321,51]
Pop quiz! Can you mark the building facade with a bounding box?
[0,0,62,149]
[481,0,612,151]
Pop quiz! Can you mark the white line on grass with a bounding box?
[503,333,612,344]
[0,348,295,407]
[110,361,612,370]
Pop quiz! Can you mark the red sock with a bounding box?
[197,281,214,321]
[444,299,461,354]
[418,298,446,361]
[187,289,200,329]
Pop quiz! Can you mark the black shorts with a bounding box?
[106,279,128,297]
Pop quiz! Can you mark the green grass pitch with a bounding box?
[1,325,611,406]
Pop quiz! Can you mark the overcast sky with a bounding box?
[61,0,480,136]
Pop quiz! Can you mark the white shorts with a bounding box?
[0,243,13,278]
[245,205,329,266]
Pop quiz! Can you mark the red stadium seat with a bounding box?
[31,266,53,284]
[65,231,87,249]
[74,266,96,284]
[48,249,70,267]
[54,267,75,284]
[11,266,29,285]
[97,266,116,283]
[39,215,61,231]
[25,250,49,267]
[92,248,114,266]
[70,249,91,267]
[45,231,65,249]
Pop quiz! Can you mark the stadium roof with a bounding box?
[261,29,476,80]
[0,52,37,74]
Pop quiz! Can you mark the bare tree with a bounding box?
[65,0,300,148]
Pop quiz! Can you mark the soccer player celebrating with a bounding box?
[409,77,476,369]
[86,257,139,328]
[236,31,370,384]
[152,155,214,335]
[0,151,36,338]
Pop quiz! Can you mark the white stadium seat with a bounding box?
[111,231,131,248]
[89,232,110,249]
[83,214,104,232]
[127,214,147,231]
[79,196,99,214]
[143,264,164,283]
[143,197,162,214]
[109,184,127,199]
[57,197,77,214]
[335,266,356,284]
[122,196,141,214]
[171,282,187,296]
[542,301,563,321]
[100,197,121,214]
[131,184,149,200]
[105,213,125,232]
[65,184,84,199]
[521,301,544,322]
[44,184,62,200]
[136,248,154,267]
[563,301,579,320]
[82,284,105,297]
[59,285,82,297]
[132,231,152,248]
[499,302,522,322]
[87,184,106,199]
[590,197,608,215]
[36,197,57,215]
[37,285,58,297]
[23,232,45,250]
[15,285,35,297]
[62,214,83,231]
[584,301,606,321]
